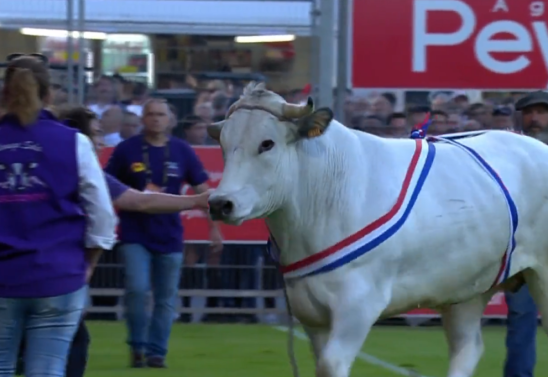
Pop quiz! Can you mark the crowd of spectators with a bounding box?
[76,74,524,148]
[68,73,526,324]
[340,90,520,138]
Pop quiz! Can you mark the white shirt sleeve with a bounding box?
[76,133,117,250]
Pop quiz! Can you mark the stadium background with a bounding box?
[2,0,548,375]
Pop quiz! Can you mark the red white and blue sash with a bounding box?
[428,135,518,287]
[267,133,518,286]
[267,139,436,279]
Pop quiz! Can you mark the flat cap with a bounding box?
[515,90,548,110]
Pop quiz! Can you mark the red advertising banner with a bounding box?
[353,0,548,89]
[99,146,268,243]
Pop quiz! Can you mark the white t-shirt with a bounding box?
[88,103,112,119]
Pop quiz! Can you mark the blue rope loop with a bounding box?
[410,112,431,140]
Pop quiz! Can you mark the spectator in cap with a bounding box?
[467,103,492,129]
[492,106,513,130]
[516,90,548,143]
[502,91,548,377]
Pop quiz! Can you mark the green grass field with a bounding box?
[85,322,548,377]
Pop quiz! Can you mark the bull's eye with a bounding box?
[258,139,275,154]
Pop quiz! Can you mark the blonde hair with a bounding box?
[2,55,50,126]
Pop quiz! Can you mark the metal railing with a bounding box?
[88,244,290,323]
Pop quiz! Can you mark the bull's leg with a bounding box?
[440,294,490,377]
[303,326,329,365]
[316,295,387,377]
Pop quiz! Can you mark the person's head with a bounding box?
[194,102,214,122]
[451,91,469,111]
[1,53,51,126]
[351,97,371,115]
[354,115,385,135]
[211,92,230,116]
[180,115,208,145]
[446,113,462,131]
[408,105,431,127]
[467,103,491,127]
[206,80,226,94]
[388,112,407,128]
[120,110,142,140]
[132,82,149,103]
[142,98,172,136]
[430,92,450,111]
[93,75,116,104]
[100,106,124,134]
[516,91,548,142]
[372,92,395,119]
[57,105,104,152]
[429,110,449,135]
[491,106,513,130]
[50,83,68,106]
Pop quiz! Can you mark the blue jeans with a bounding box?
[0,286,87,377]
[120,243,183,357]
[505,285,537,377]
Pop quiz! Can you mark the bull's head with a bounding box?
[207,82,334,224]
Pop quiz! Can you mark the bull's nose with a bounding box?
[208,197,234,220]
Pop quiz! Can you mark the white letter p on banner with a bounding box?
[413,0,476,72]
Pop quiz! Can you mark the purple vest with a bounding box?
[0,110,87,298]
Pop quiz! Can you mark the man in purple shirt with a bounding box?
[105,98,222,368]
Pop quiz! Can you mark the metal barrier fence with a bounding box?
[88,243,289,323]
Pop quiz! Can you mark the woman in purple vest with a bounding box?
[16,105,211,377]
[0,55,117,377]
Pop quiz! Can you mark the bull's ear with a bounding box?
[296,107,334,139]
[207,121,224,141]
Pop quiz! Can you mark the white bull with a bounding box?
[207,82,548,377]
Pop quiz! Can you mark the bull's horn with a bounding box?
[225,102,239,118]
[282,97,314,118]
[207,120,224,141]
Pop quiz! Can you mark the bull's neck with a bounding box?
[265,125,390,267]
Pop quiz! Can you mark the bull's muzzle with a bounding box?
[208,196,234,221]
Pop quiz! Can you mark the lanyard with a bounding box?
[142,138,170,187]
